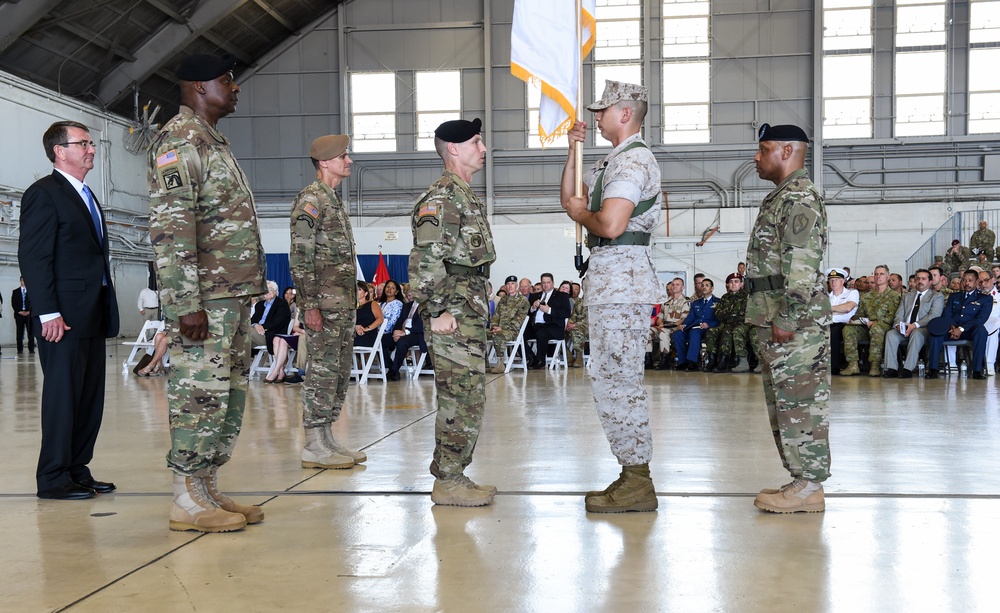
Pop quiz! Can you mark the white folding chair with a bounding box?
[403,346,434,380]
[122,320,164,374]
[546,339,568,369]
[249,320,298,380]
[351,320,388,384]
[503,317,530,373]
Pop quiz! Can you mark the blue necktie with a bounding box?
[82,185,103,245]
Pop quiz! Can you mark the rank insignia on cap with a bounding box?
[303,203,320,219]
[156,150,178,168]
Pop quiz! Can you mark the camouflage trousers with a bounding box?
[567,323,589,349]
[426,306,486,479]
[302,307,354,428]
[589,304,653,465]
[756,325,831,483]
[842,322,891,366]
[705,323,757,359]
[490,329,520,354]
[165,298,250,477]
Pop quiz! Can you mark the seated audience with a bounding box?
[489,275,529,374]
[355,281,384,347]
[841,265,900,377]
[378,279,404,359]
[652,278,689,370]
[884,268,944,378]
[979,269,1000,376]
[925,269,991,379]
[387,298,428,381]
[704,273,755,373]
[266,312,305,384]
[827,268,859,375]
[135,331,169,377]
[889,273,905,295]
[251,279,292,356]
[524,272,571,369]
[672,277,719,371]
[566,291,588,368]
[944,239,973,275]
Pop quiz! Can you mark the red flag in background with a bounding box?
[373,252,390,286]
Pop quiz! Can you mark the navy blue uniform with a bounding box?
[672,295,719,366]
[927,290,991,372]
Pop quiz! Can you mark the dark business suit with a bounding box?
[12,286,34,353]
[388,301,428,375]
[927,290,991,372]
[18,171,120,493]
[524,289,572,365]
[251,297,291,354]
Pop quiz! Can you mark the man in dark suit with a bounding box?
[18,120,120,500]
[12,276,35,354]
[386,300,427,381]
[524,272,572,369]
[250,280,291,355]
[926,269,991,379]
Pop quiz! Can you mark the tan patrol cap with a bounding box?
[310,135,350,161]
[587,79,648,111]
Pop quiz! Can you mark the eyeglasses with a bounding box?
[58,140,96,150]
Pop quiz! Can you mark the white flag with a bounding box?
[511,0,597,146]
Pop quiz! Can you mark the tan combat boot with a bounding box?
[730,357,751,373]
[754,479,825,513]
[301,427,355,469]
[758,479,800,495]
[204,467,264,524]
[169,473,246,533]
[840,361,861,376]
[488,358,507,374]
[320,424,366,464]
[431,474,495,506]
[585,464,658,513]
[570,351,585,368]
[585,466,626,499]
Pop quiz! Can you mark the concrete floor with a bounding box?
[1,346,998,612]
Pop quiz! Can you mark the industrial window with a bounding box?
[895,0,947,137]
[662,0,710,144]
[969,0,1000,134]
[594,0,642,146]
[415,71,461,151]
[822,0,873,139]
[350,72,396,152]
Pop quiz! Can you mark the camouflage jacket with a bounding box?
[715,290,748,326]
[945,246,973,273]
[745,168,831,330]
[490,293,529,332]
[851,286,901,326]
[148,106,265,319]
[409,170,496,319]
[569,292,589,328]
[660,294,689,326]
[970,229,995,255]
[289,179,357,311]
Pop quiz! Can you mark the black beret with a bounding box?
[434,118,482,143]
[175,53,236,82]
[504,275,518,283]
[926,317,952,336]
[758,123,810,143]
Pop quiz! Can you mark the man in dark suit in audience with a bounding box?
[524,272,572,369]
[386,299,427,381]
[250,279,291,355]
[18,120,120,500]
[925,269,991,379]
[12,276,35,354]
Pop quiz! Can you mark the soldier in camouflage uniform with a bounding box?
[149,54,265,532]
[566,291,589,368]
[840,265,901,377]
[488,275,529,373]
[745,123,832,514]
[705,273,755,372]
[944,240,973,276]
[289,135,367,470]
[652,278,689,369]
[562,80,668,513]
[409,118,497,507]
[969,220,995,262]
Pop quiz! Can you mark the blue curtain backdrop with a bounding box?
[358,254,410,283]
[265,253,409,292]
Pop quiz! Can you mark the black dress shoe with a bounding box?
[882,369,899,378]
[76,478,116,494]
[898,369,913,379]
[387,371,401,381]
[38,482,97,500]
[972,371,986,380]
[925,369,939,379]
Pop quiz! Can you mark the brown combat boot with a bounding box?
[754,479,825,513]
[204,467,264,524]
[431,474,495,507]
[169,473,246,533]
[586,466,626,498]
[585,464,658,513]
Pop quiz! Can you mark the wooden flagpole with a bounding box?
[573,0,585,273]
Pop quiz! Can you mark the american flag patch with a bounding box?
[418,202,437,217]
[156,150,178,168]
[304,203,320,218]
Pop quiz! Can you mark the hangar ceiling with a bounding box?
[0,0,345,121]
